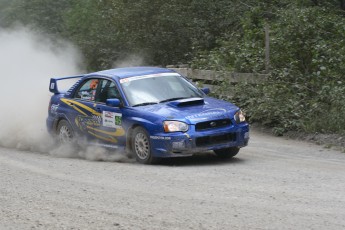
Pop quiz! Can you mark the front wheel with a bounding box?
[131,127,156,164]
[214,147,240,158]
[57,120,74,144]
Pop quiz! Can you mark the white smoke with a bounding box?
[0,26,129,161]
[0,25,133,162]
[0,25,83,152]
[49,144,133,162]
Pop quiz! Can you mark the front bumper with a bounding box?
[149,123,249,158]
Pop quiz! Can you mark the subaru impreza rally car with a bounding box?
[47,67,249,164]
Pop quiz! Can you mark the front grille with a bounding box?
[196,133,236,147]
[195,119,232,131]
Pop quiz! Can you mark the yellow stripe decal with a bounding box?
[86,126,125,137]
[87,131,118,143]
[60,98,101,116]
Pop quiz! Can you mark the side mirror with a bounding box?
[106,98,121,107]
[201,87,210,95]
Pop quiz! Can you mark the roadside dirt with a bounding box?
[251,123,345,152]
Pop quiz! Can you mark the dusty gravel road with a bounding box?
[1,130,345,230]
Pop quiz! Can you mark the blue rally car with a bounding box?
[47,67,249,164]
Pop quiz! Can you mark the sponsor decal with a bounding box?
[77,115,102,129]
[115,115,122,126]
[76,114,125,143]
[185,108,227,120]
[92,115,102,123]
[60,98,124,143]
[104,111,113,118]
[120,73,180,84]
[102,111,122,128]
[150,136,172,140]
[50,104,59,114]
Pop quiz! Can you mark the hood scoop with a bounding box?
[168,97,205,107]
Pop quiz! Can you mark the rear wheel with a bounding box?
[131,127,156,164]
[57,120,74,144]
[214,147,239,158]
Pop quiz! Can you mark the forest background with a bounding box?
[1,0,344,135]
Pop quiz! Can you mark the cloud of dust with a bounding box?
[0,25,82,152]
[0,25,132,162]
[49,144,134,163]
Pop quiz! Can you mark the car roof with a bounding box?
[85,67,176,79]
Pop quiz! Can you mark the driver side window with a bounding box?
[96,80,121,103]
[75,79,99,101]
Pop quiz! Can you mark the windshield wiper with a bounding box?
[132,102,158,107]
[159,97,190,103]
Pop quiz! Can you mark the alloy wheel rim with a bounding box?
[59,126,72,143]
[134,132,149,160]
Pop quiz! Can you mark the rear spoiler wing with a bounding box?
[49,75,84,94]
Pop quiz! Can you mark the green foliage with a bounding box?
[266,7,345,134]
[192,7,267,72]
[63,0,125,70]
[108,0,194,66]
[199,5,345,135]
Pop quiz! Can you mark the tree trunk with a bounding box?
[341,0,345,10]
[311,0,318,6]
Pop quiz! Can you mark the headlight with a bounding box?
[234,110,246,123]
[163,121,189,132]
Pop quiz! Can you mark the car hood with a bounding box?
[133,97,239,124]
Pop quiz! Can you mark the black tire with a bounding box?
[131,127,156,164]
[214,147,240,158]
[57,120,75,144]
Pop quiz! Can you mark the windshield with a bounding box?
[120,73,204,106]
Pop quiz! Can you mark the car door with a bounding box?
[64,77,126,147]
[92,79,126,147]
[68,78,104,140]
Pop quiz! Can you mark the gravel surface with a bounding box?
[1,130,345,230]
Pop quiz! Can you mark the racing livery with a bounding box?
[47,67,249,164]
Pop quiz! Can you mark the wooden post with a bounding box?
[341,0,345,11]
[265,23,270,73]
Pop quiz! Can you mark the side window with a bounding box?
[96,80,121,103]
[75,79,99,101]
